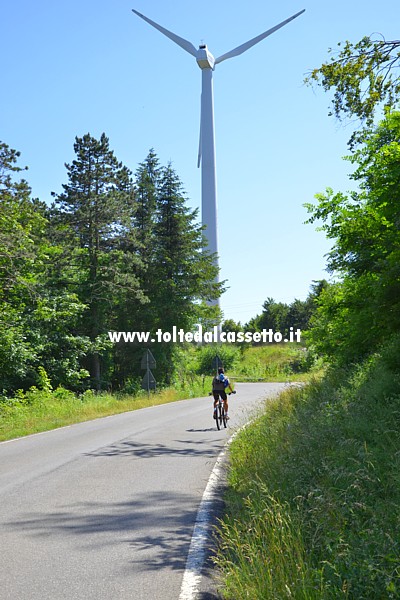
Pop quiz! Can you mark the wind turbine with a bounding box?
[131,8,305,310]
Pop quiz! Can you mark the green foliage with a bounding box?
[231,344,321,381]
[221,318,243,335]
[217,485,318,599]
[195,344,240,375]
[216,336,400,598]
[306,111,400,364]
[134,148,159,253]
[306,36,400,145]
[36,367,52,392]
[115,156,223,386]
[0,137,225,394]
[246,282,327,338]
[0,140,44,305]
[26,292,91,390]
[145,162,222,382]
[0,380,210,441]
[51,133,146,389]
[0,341,317,440]
[0,142,88,391]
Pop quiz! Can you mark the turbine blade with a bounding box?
[197,93,202,168]
[215,9,305,65]
[132,9,197,57]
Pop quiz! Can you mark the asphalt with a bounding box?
[0,382,285,599]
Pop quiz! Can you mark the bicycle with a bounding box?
[210,391,236,430]
[214,395,227,430]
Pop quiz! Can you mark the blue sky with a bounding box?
[3,0,399,324]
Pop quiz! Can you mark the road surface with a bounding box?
[0,382,285,599]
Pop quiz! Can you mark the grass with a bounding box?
[0,379,208,442]
[214,336,400,598]
[230,343,323,382]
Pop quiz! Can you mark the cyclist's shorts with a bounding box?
[213,390,227,401]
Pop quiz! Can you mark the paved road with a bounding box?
[0,383,285,600]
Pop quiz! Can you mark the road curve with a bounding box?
[0,382,285,600]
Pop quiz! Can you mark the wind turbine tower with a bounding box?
[132,8,305,310]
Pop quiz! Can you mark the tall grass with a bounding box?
[217,485,322,599]
[215,335,400,598]
[0,378,208,442]
[230,344,322,382]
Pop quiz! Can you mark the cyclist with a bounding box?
[212,367,235,420]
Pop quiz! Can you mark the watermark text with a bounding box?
[108,326,301,344]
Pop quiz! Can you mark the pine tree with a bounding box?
[134,149,159,258]
[113,156,222,385]
[149,162,221,381]
[133,149,160,324]
[110,150,160,385]
[53,133,145,389]
[154,163,219,326]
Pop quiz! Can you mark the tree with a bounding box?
[148,163,222,382]
[134,149,160,260]
[0,142,43,389]
[0,138,224,391]
[0,142,90,392]
[0,142,44,298]
[257,298,289,333]
[306,36,400,145]
[110,150,160,386]
[246,283,327,343]
[306,111,400,363]
[222,319,243,335]
[52,133,146,389]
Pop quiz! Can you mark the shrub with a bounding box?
[195,344,240,375]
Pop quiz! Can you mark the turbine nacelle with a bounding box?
[196,45,215,70]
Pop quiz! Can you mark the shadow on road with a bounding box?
[83,436,224,459]
[186,427,217,433]
[3,427,230,594]
[5,490,203,572]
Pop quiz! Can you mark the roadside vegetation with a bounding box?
[230,344,321,382]
[215,336,400,598]
[0,378,206,443]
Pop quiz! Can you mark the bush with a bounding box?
[195,344,240,375]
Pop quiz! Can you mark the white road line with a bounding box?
[179,427,243,600]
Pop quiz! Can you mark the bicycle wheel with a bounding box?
[216,403,221,430]
[222,407,227,428]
